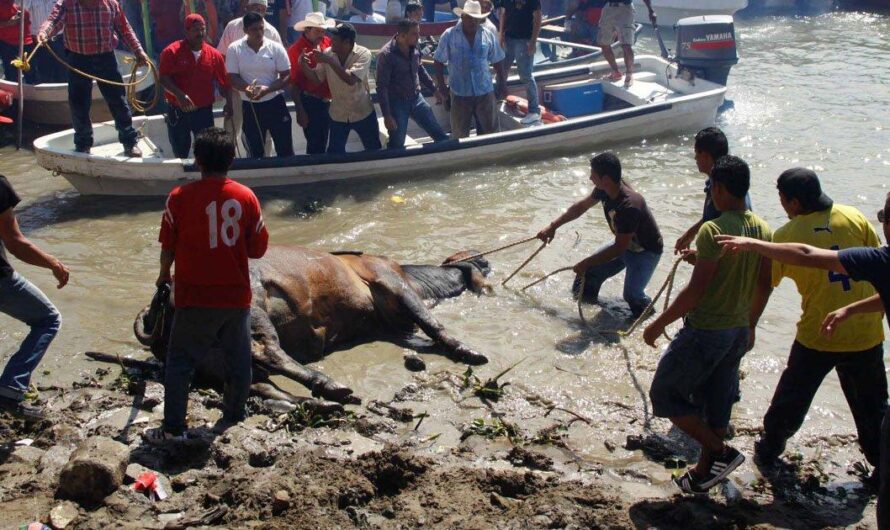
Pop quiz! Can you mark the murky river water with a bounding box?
[1,8,889,497]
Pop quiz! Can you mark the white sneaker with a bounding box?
[520,112,541,124]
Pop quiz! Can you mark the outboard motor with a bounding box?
[674,15,739,86]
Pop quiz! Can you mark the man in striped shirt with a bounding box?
[37,0,150,157]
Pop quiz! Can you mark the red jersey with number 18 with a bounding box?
[159,178,269,308]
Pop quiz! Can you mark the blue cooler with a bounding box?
[541,80,604,118]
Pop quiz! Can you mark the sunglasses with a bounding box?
[880,209,887,224]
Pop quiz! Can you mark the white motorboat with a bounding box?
[34,56,726,196]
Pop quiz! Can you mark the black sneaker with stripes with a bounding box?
[699,446,745,489]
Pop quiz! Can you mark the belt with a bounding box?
[606,1,631,5]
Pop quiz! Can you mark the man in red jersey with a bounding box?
[145,127,269,443]
[159,14,233,159]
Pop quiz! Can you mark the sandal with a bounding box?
[143,427,191,445]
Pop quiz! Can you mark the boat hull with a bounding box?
[0,50,155,126]
[35,56,725,196]
[633,0,748,26]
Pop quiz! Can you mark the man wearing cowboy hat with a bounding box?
[159,14,234,158]
[433,0,507,140]
[288,11,333,154]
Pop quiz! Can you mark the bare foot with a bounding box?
[606,70,623,82]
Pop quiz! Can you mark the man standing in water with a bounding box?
[747,169,886,474]
[644,155,771,494]
[37,0,150,156]
[146,128,269,442]
[675,127,752,253]
[537,152,663,318]
[717,191,890,528]
[0,175,68,420]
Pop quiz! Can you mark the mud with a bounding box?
[0,356,879,529]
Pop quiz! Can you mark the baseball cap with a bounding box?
[776,168,833,212]
[327,22,356,41]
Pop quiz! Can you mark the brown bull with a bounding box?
[134,246,491,414]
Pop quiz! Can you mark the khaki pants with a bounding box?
[450,92,498,140]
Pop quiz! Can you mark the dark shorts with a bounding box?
[649,324,749,428]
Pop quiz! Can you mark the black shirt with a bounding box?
[500,0,541,40]
[593,182,663,253]
[839,246,890,328]
[0,175,21,279]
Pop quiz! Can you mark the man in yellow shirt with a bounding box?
[749,168,886,470]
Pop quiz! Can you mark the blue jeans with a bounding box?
[0,272,62,401]
[503,38,539,115]
[387,93,448,149]
[573,247,661,316]
[67,51,139,150]
[163,307,253,435]
[327,110,382,154]
[423,0,457,21]
[649,325,749,429]
[165,105,215,158]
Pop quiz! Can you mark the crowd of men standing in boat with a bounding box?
[0,0,655,158]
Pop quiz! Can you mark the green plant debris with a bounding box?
[460,417,522,444]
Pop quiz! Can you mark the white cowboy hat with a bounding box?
[294,11,336,31]
[453,0,490,19]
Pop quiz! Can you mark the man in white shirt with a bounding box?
[300,22,380,153]
[279,0,312,44]
[226,11,295,158]
[218,0,284,147]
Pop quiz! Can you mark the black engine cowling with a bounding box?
[675,15,739,86]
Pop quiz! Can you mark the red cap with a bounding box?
[184,13,205,30]
[0,116,12,124]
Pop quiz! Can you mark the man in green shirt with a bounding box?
[643,155,772,494]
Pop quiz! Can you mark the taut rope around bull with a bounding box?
[451,235,541,264]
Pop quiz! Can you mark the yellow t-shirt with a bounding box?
[772,204,884,352]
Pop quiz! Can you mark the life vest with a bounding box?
[505,95,567,124]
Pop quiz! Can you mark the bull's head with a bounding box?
[133,283,174,362]
[441,250,492,294]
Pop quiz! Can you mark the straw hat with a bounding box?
[453,0,490,19]
[294,11,335,30]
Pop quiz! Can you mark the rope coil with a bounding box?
[14,40,160,113]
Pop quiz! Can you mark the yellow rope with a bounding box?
[13,41,160,113]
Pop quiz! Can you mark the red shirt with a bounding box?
[287,34,331,100]
[39,0,143,55]
[0,3,32,46]
[159,178,269,309]
[159,40,229,109]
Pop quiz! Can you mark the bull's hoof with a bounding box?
[404,354,426,372]
[453,349,489,366]
[304,399,346,417]
[312,380,360,405]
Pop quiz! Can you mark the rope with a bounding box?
[519,266,573,292]
[501,241,547,287]
[14,41,160,113]
[521,257,686,339]
[452,235,539,263]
